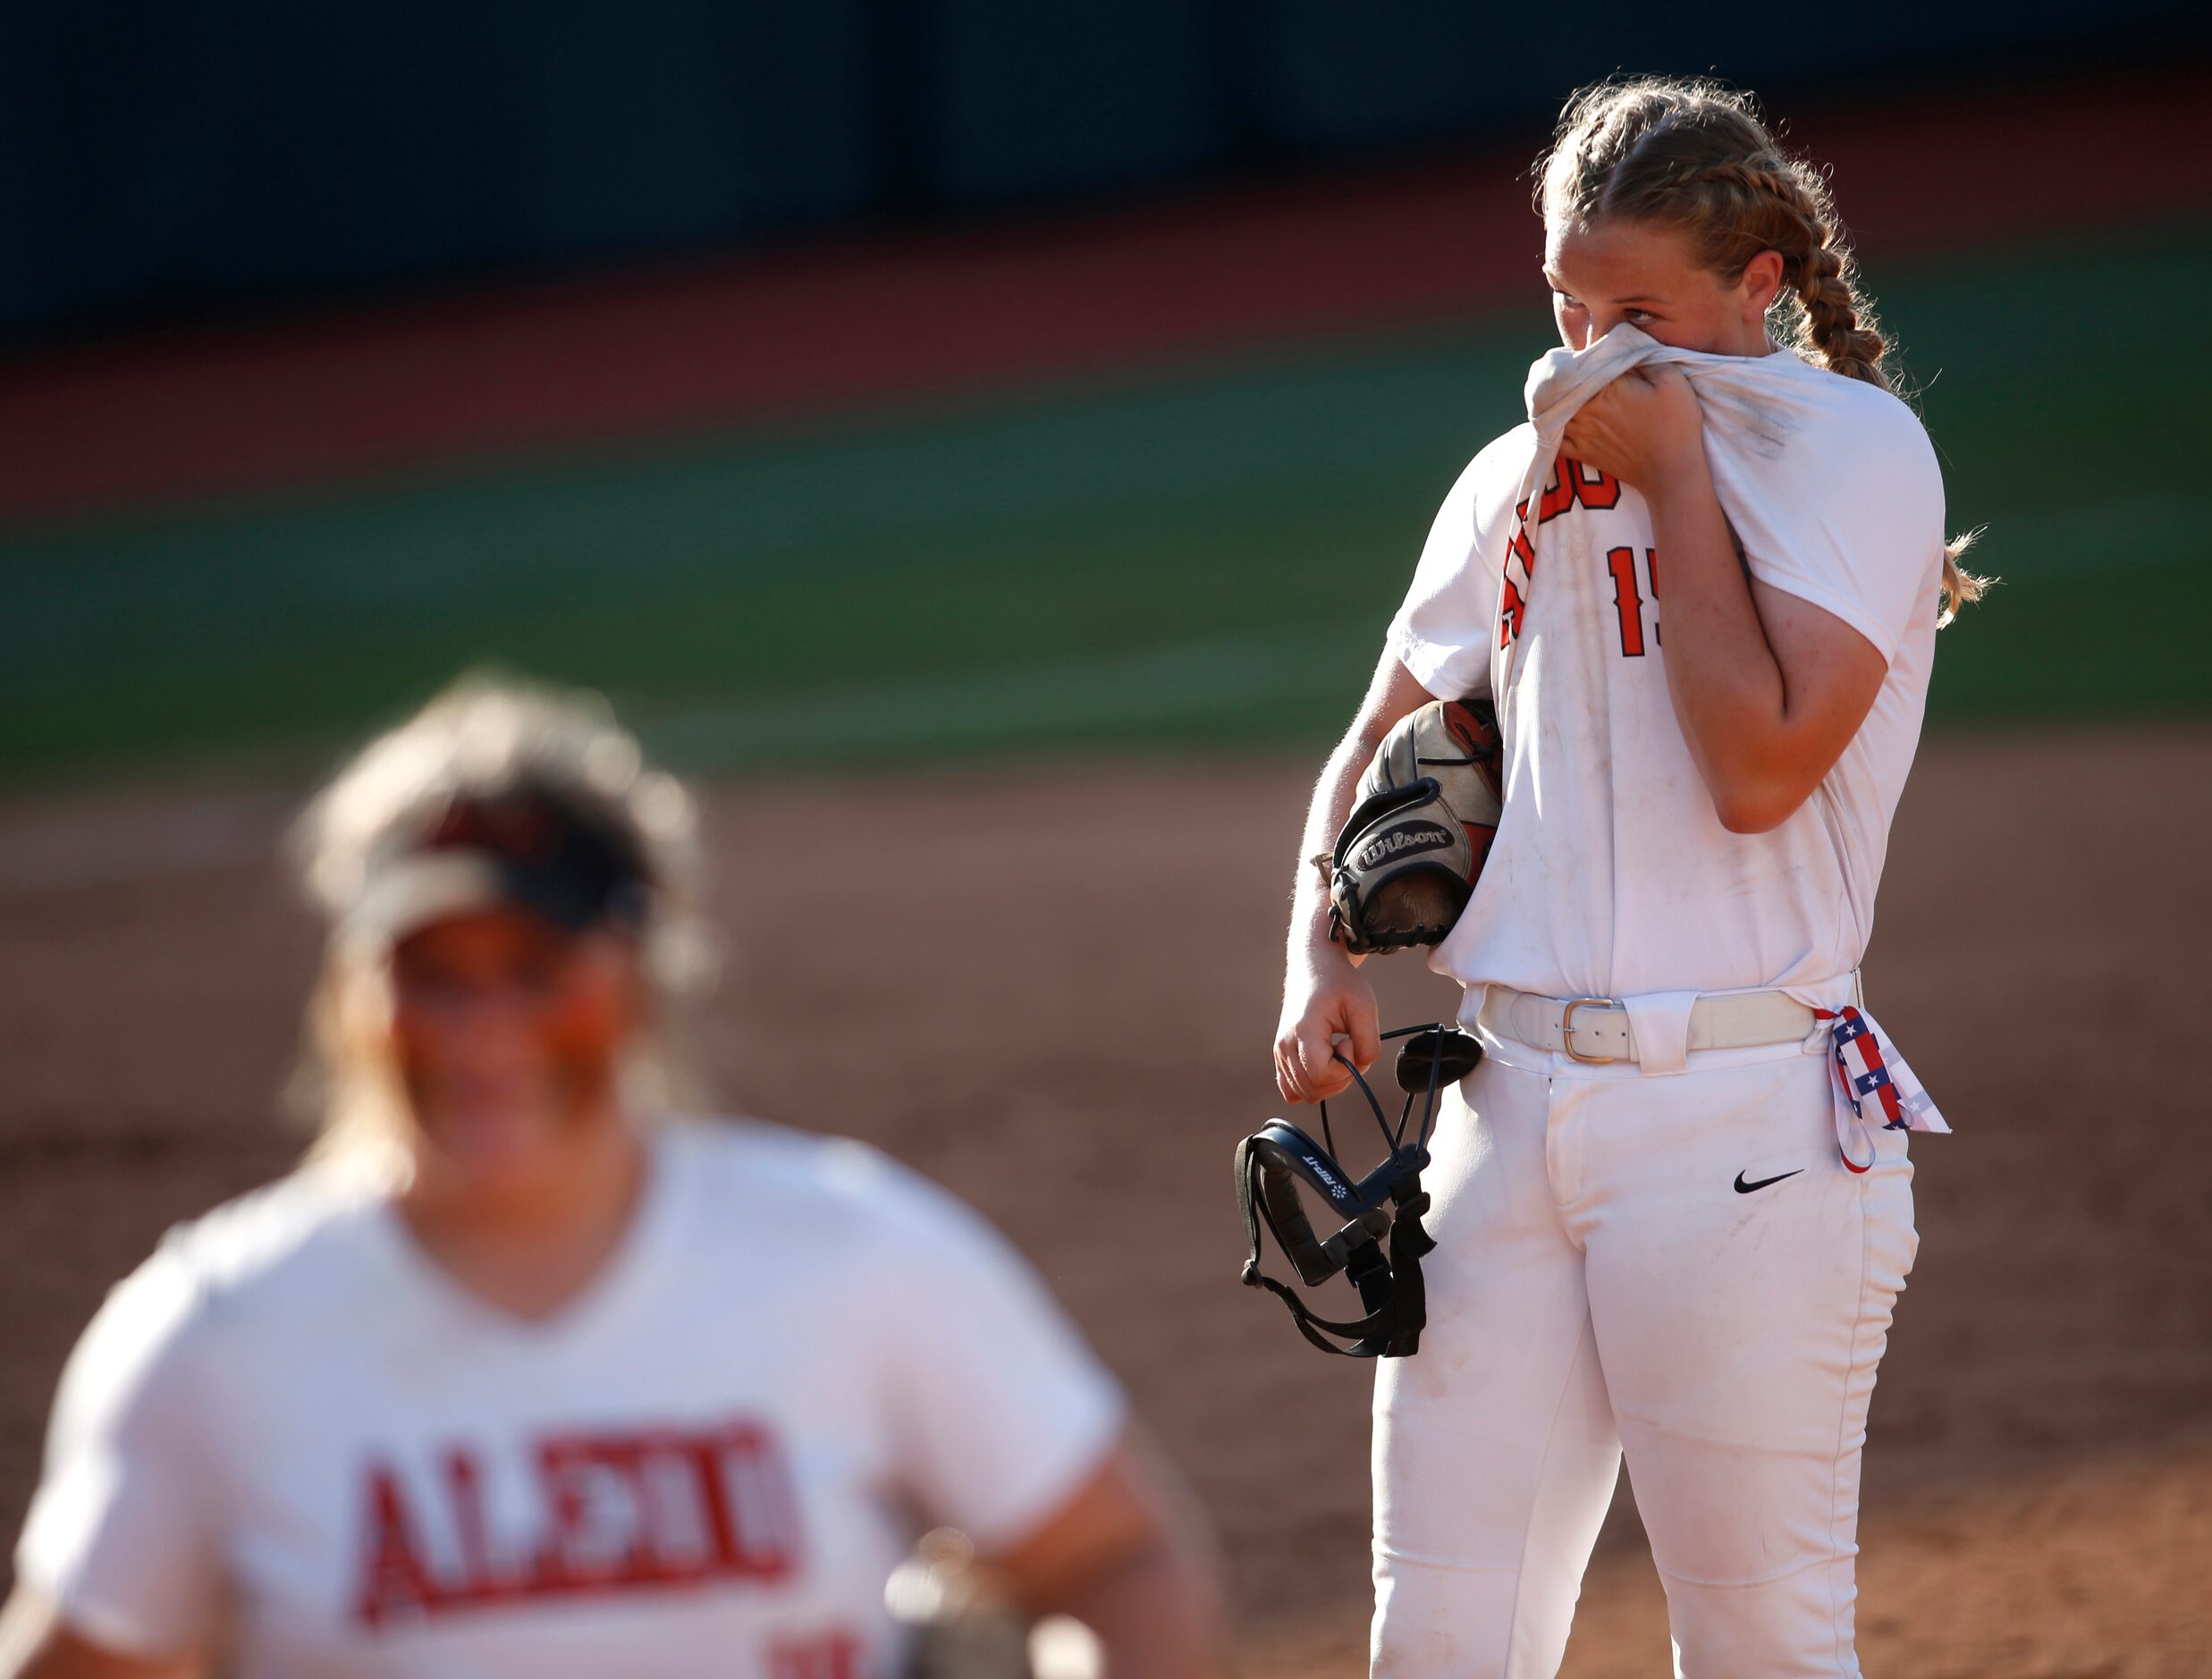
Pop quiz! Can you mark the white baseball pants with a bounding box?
[1370,1033,1917,1677]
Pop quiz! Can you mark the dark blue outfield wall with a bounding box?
[0,0,2199,342]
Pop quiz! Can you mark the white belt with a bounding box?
[1477,985,1817,1066]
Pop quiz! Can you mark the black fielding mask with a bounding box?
[1235,1023,1483,1360]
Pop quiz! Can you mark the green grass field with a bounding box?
[4,222,2207,787]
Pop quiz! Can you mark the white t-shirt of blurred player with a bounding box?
[1389,340,1947,1011]
[16,1119,1125,1678]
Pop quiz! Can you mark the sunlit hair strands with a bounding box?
[1539,75,1988,621]
[287,673,715,1175]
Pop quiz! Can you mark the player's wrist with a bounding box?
[1290,918,1354,980]
[1289,866,1340,956]
[1641,441,1713,505]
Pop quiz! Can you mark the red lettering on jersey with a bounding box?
[1498,578,1525,649]
[441,1447,498,1605]
[683,1428,746,1569]
[532,1432,627,1590]
[1534,458,1575,523]
[706,1422,805,1580]
[770,1627,865,1679]
[1566,458,1622,510]
[1605,546,1646,657]
[354,1464,443,1631]
[350,1417,803,1632]
[1497,454,1626,654]
[1605,546,1663,658]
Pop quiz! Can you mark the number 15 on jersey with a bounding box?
[1607,545,1660,658]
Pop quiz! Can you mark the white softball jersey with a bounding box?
[15,1119,1125,1678]
[1369,332,1950,1674]
[1390,329,1947,1020]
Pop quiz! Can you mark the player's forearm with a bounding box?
[1051,1540,1228,1679]
[1286,652,1437,975]
[1643,462,1811,831]
[995,1436,1229,1679]
[1286,730,1377,974]
[0,1591,196,1679]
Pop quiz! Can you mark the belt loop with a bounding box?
[1621,991,1699,1076]
[1466,982,1495,1036]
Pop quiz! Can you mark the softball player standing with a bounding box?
[1274,79,1980,1676]
[3,678,1226,1679]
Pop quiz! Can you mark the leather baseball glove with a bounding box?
[888,1531,1103,1679]
[1324,696,1503,955]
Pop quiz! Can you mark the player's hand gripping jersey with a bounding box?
[1391,326,1948,1153]
[15,1120,1123,1678]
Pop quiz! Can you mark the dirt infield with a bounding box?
[4,730,2210,1672]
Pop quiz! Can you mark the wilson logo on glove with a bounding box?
[1355,823,1454,871]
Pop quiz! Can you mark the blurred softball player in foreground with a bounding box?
[2,678,1225,1679]
[1274,78,1981,1675]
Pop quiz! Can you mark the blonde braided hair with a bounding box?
[1540,77,1986,621]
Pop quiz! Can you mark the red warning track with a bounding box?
[0,67,2202,525]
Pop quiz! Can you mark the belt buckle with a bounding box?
[1559,996,1622,1064]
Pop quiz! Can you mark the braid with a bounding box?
[1754,164,1890,390]
[1799,244,1887,384]
[1664,153,1890,389]
[1539,76,1988,621]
